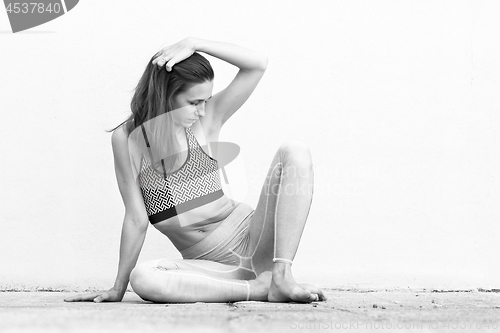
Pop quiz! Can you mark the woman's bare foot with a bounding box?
[298,283,327,301]
[248,271,272,301]
[268,263,326,303]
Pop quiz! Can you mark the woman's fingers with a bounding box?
[64,292,100,302]
[152,48,169,66]
[151,39,195,70]
[93,293,107,303]
[63,294,83,302]
[152,53,175,71]
[64,289,122,303]
[152,44,176,66]
[153,55,174,71]
[153,54,166,66]
[165,59,176,72]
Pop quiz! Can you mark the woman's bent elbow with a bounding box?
[124,214,149,231]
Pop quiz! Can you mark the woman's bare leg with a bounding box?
[129,259,271,303]
[246,140,325,302]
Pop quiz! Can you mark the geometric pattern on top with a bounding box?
[139,126,224,224]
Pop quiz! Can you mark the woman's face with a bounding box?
[171,80,214,128]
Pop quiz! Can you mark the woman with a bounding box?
[65,37,325,303]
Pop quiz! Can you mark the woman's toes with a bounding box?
[291,287,314,302]
[299,284,327,301]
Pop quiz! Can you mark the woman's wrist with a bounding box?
[189,38,267,72]
[112,279,129,295]
[191,37,207,53]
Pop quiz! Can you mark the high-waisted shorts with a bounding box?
[180,202,255,268]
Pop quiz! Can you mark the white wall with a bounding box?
[1,0,499,291]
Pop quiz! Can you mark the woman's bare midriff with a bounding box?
[135,120,237,251]
[152,195,240,251]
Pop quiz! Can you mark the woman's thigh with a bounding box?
[153,258,254,280]
[130,258,253,302]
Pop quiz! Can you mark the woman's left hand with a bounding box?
[152,37,198,72]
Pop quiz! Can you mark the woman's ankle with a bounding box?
[248,279,269,301]
[272,262,293,278]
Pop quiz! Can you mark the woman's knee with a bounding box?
[130,260,178,302]
[130,264,156,301]
[278,140,313,170]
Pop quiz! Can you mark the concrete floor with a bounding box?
[1,290,500,332]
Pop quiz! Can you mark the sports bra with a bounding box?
[138,124,224,224]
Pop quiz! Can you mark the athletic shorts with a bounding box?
[180,202,255,267]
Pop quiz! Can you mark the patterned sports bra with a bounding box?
[138,124,224,224]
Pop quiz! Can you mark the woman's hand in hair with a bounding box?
[152,37,198,72]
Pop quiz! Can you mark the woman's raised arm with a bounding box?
[153,37,268,128]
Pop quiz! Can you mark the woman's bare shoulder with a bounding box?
[111,124,140,152]
[111,123,143,170]
[111,124,125,143]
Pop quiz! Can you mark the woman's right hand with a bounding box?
[152,37,198,72]
[64,287,124,303]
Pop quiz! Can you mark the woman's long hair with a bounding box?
[107,52,214,174]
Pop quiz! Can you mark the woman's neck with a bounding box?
[173,124,186,137]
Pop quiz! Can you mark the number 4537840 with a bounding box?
[6,3,62,14]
